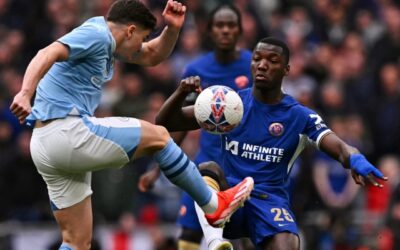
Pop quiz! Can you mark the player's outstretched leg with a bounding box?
[134,120,253,227]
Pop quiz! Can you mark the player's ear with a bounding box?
[284,64,290,76]
[126,24,137,39]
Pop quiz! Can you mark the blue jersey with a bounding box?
[27,17,115,126]
[182,50,253,165]
[222,88,332,201]
[177,88,332,243]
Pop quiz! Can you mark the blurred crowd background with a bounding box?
[0,0,400,249]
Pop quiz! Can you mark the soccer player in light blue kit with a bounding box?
[155,37,388,250]
[9,1,254,250]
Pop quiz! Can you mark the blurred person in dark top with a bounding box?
[368,4,400,76]
[366,63,400,160]
[4,129,50,221]
[112,72,148,118]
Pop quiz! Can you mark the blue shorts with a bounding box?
[177,192,200,230]
[177,189,298,248]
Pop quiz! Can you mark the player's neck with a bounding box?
[253,87,284,104]
[214,48,240,64]
[107,21,125,47]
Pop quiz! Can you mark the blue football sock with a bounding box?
[59,243,74,250]
[154,139,212,206]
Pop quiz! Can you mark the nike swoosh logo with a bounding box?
[278,223,289,227]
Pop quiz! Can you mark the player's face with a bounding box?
[251,42,289,90]
[119,24,151,59]
[210,8,241,51]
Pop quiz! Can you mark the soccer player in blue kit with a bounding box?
[155,37,388,250]
[9,1,254,250]
[138,4,252,250]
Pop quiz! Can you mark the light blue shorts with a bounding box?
[30,116,141,209]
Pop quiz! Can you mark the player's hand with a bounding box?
[162,0,186,30]
[138,167,161,192]
[10,91,32,124]
[179,76,202,94]
[350,154,388,188]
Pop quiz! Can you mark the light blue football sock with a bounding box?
[59,243,74,250]
[154,139,212,206]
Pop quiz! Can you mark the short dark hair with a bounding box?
[258,37,290,64]
[106,0,157,30]
[207,4,242,33]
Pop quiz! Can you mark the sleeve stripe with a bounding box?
[316,129,333,150]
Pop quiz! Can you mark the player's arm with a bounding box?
[156,76,201,131]
[129,1,186,66]
[319,132,388,187]
[10,42,69,123]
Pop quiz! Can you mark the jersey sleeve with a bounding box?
[303,109,332,149]
[58,25,107,60]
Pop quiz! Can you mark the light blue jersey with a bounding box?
[27,17,115,126]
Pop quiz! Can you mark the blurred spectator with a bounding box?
[362,155,400,249]
[386,176,400,250]
[310,116,361,250]
[325,5,348,46]
[316,81,347,117]
[282,53,317,107]
[5,129,50,221]
[112,72,148,118]
[341,33,374,115]
[109,212,137,250]
[0,120,16,221]
[0,29,25,70]
[354,9,385,49]
[368,4,400,76]
[169,28,204,80]
[282,4,319,45]
[366,63,400,160]
[143,61,176,97]
[304,43,333,83]
[366,155,400,215]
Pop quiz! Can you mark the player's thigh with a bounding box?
[53,196,93,247]
[31,116,140,172]
[229,195,298,247]
[262,232,299,250]
[133,119,170,158]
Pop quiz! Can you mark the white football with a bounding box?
[194,85,244,134]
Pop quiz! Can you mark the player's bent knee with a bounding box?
[199,161,222,174]
[139,121,171,153]
[199,161,224,179]
[149,124,170,147]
